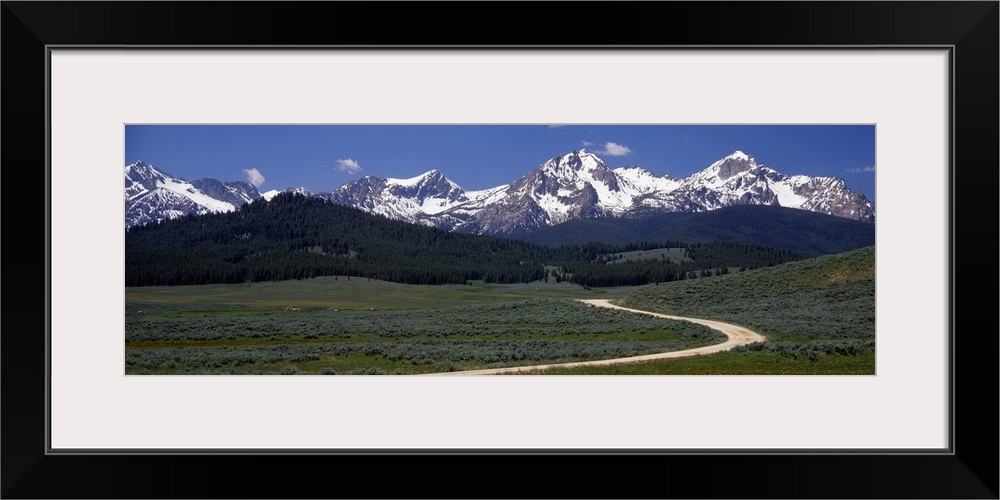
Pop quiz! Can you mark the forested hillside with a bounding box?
[517,205,876,256]
[125,193,812,287]
[552,241,806,287]
[126,193,556,286]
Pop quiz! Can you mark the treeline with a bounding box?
[685,242,804,269]
[518,204,876,257]
[126,193,560,286]
[553,242,809,287]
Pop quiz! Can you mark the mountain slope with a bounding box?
[516,204,876,256]
[327,170,504,227]
[125,161,261,229]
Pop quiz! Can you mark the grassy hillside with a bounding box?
[617,245,875,360]
[604,247,692,265]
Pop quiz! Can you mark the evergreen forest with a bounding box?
[126,193,813,287]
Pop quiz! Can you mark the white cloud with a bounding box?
[581,140,595,147]
[336,159,363,174]
[845,166,876,173]
[242,168,265,187]
[595,141,633,157]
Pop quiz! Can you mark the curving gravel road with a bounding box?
[428,299,766,375]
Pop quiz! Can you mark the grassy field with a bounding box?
[126,276,639,313]
[125,246,875,375]
[603,247,691,265]
[125,282,722,375]
[526,351,875,375]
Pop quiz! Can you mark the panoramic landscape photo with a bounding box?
[124,124,876,375]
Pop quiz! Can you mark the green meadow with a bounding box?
[603,247,692,265]
[127,276,635,313]
[125,279,720,374]
[125,246,875,375]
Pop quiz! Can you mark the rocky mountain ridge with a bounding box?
[124,150,875,233]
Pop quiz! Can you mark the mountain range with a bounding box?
[124,150,875,234]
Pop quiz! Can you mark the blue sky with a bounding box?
[125,125,877,202]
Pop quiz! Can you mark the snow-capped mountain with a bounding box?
[327,170,506,228]
[454,150,653,234]
[124,150,875,234]
[322,149,874,235]
[125,161,262,229]
[628,151,876,222]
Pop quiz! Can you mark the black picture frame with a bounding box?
[3,2,997,498]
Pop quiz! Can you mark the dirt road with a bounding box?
[429,299,766,375]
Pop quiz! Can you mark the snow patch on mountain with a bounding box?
[156,177,236,213]
[767,176,809,208]
[614,166,681,195]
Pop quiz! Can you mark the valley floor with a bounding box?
[125,279,727,375]
[124,251,875,376]
[429,299,765,374]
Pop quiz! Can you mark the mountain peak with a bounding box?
[571,148,605,161]
[549,149,607,171]
[126,160,159,174]
[707,150,758,180]
[125,160,169,187]
[388,169,452,188]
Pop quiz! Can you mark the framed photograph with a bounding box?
[4,2,996,498]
